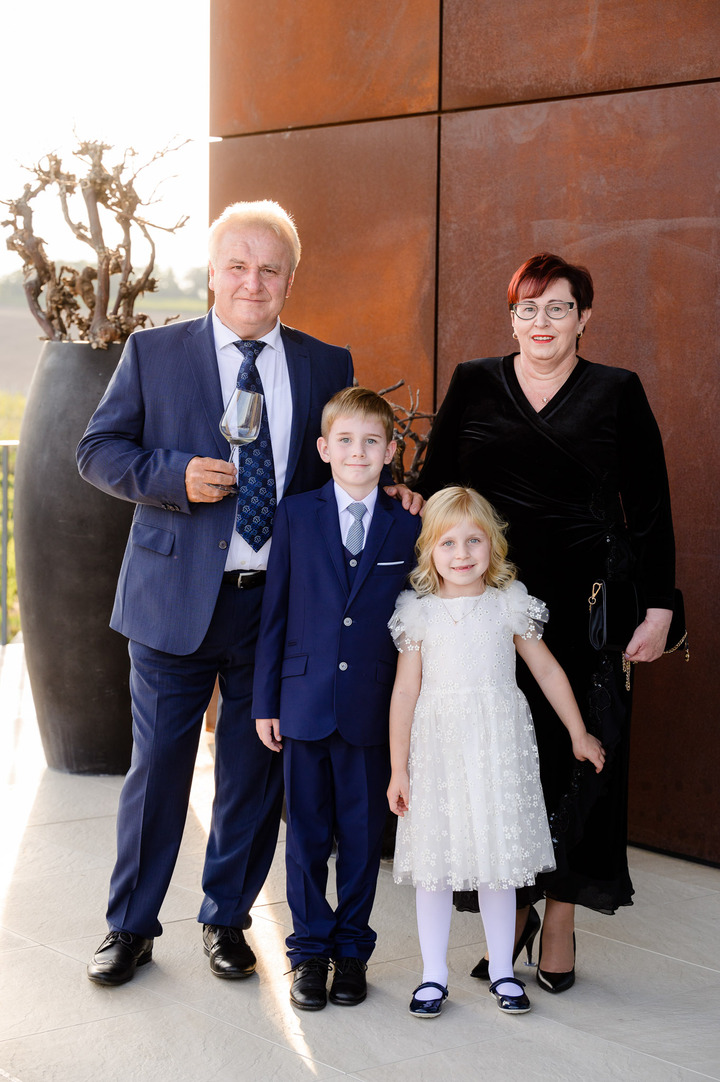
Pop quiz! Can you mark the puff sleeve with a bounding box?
[505,580,549,640]
[388,590,426,652]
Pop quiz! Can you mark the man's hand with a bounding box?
[185,456,237,503]
[383,484,424,515]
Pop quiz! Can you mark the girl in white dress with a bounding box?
[387,486,604,1016]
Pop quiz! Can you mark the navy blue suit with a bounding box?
[77,312,353,938]
[252,481,421,962]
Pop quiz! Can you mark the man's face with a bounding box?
[209,224,294,339]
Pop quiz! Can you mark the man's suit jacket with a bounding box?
[76,312,353,655]
[252,481,421,746]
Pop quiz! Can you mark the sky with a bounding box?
[0,0,210,280]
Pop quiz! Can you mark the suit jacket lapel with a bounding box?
[283,325,311,493]
[348,489,393,603]
[185,312,228,460]
[316,482,349,596]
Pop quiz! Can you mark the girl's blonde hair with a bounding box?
[410,486,517,596]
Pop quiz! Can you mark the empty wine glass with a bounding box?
[218,388,263,492]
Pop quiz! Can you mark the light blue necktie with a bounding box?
[346,502,366,555]
[233,340,276,551]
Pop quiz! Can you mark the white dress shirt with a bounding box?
[334,482,378,550]
[212,308,292,570]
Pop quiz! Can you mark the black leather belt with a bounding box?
[221,570,266,589]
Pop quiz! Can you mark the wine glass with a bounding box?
[218,388,263,491]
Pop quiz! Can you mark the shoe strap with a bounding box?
[412,981,448,997]
[489,977,526,994]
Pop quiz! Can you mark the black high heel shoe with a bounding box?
[470,904,540,981]
[536,930,576,994]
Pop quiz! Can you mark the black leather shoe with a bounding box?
[87,930,153,985]
[329,957,368,1005]
[289,956,331,1010]
[536,931,576,994]
[203,924,256,979]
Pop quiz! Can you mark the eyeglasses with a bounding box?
[510,301,576,320]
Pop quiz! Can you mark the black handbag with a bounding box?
[589,582,688,689]
[588,580,641,652]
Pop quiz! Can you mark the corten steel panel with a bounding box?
[437,84,720,863]
[443,0,720,109]
[210,116,437,422]
[210,0,440,136]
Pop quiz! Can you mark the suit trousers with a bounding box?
[284,731,390,965]
[106,581,284,938]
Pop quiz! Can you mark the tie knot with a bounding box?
[235,339,265,365]
[348,502,365,522]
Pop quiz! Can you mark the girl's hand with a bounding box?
[256,718,283,752]
[572,731,605,773]
[387,770,410,816]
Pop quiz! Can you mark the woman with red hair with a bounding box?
[418,253,675,993]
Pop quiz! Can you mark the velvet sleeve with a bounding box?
[617,373,675,608]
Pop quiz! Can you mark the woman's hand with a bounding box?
[572,732,606,773]
[624,607,673,663]
[387,770,410,816]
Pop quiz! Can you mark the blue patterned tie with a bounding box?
[233,340,276,551]
[346,502,366,555]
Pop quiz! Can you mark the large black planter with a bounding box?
[15,341,134,773]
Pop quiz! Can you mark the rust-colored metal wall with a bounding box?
[210,2,720,863]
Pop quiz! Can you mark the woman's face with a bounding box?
[511,277,590,368]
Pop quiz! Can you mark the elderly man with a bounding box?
[79,201,370,985]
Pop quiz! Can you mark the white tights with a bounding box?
[414,884,519,999]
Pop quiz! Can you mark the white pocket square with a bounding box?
[376,561,404,566]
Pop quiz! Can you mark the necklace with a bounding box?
[439,595,484,624]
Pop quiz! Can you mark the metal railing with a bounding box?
[1,440,19,645]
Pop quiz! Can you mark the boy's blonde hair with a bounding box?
[321,386,395,443]
[410,486,517,596]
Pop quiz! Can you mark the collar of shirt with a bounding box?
[211,307,284,361]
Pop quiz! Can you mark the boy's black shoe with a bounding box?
[290,956,332,1010]
[329,957,368,1005]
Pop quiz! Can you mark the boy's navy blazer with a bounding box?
[76,312,353,655]
[252,480,421,746]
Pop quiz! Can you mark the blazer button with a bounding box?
[219,540,228,549]
[349,558,358,567]
[338,662,348,671]
[343,617,353,626]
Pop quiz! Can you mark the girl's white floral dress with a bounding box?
[389,581,556,891]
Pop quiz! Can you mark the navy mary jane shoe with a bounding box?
[488,976,531,1014]
[409,980,449,1018]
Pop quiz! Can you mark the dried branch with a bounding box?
[378,381,435,486]
[1,139,188,348]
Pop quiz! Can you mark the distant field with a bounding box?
[0,300,207,399]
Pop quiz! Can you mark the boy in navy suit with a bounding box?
[253,387,421,1010]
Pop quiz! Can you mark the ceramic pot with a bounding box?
[14,341,134,773]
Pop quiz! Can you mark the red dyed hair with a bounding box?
[507,253,594,312]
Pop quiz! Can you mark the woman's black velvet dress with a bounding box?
[418,354,675,914]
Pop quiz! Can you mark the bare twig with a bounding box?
[1,140,187,348]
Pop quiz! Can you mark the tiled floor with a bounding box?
[2,640,719,1082]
